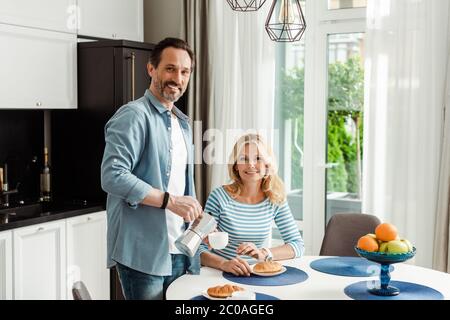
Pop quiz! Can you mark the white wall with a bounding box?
[143,0,183,44]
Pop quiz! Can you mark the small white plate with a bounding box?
[201,290,230,300]
[251,265,287,277]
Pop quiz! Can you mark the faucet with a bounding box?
[0,163,18,208]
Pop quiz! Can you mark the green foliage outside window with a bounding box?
[281,56,364,196]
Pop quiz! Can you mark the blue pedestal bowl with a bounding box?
[354,246,416,296]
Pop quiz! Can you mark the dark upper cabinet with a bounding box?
[52,40,158,301]
[52,40,158,205]
[116,47,153,108]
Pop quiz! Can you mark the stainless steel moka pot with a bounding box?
[175,212,217,257]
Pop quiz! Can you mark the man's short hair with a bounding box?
[149,37,196,71]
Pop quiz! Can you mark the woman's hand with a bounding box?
[202,228,219,249]
[236,242,266,261]
[220,257,252,276]
[202,236,211,249]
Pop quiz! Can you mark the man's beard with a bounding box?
[154,78,184,102]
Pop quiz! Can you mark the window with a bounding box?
[326,33,365,224]
[274,1,306,224]
[328,0,367,10]
[274,0,366,253]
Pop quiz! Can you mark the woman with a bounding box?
[199,133,304,276]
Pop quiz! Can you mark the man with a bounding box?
[101,38,203,300]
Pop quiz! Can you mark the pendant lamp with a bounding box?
[226,0,268,12]
[265,0,306,42]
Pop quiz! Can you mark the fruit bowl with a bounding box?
[354,246,416,296]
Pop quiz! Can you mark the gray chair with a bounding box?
[72,281,92,300]
[319,213,381,257]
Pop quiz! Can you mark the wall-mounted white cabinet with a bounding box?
[0,231,13,300]
[13,220,66,300]
[66,211,109,300]
[0,24,77,109]
[0,0,77,34]
[77,0,143,41]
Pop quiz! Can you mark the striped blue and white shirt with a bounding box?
[199,186,304,263]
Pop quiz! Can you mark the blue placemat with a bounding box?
[344,280,444,300]
[191,292,279,300]
[310,257,394,277]
[222,265,308,286]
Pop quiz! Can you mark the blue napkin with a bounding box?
[191,292,279,300]
[310,257,394,277]
[344,280,444,300]
[222,265,308,286]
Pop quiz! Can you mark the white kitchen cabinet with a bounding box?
[13,220,66,300]
[0,24,77,109]
[66,211,109,300]
[0,0,77,34]
[0,230,13,300]
[77,0,143,41]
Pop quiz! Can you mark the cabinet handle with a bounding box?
[37,227,44,232]
[36,102,42,107]
[87,217,92,221]
[131,52,136,101]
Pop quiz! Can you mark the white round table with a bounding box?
[166,256,450,300]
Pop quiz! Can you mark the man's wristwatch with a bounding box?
[262,247,273,261]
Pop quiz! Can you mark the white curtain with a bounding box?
[433,34,450,272]
[363,0,450,268]
[207,1,276,190]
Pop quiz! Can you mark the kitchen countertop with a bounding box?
[0,201,105,232]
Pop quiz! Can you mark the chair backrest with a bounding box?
[72,281,92,300]
[319,213,381,257]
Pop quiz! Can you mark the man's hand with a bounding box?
[236,242,266,261]
[166,195,203,222]
[220,257,252,276]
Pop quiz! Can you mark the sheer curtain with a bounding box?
[433,45,450,273]
[208,1,276,190]
[182,0,212,205]
[363,0,450,268]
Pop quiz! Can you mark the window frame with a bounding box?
[272,1,367,254]
[319,1,367,21]
[302,1,367,255]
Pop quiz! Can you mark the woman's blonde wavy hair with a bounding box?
[225,133,286,205]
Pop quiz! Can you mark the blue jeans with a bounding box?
[116,254,187,300]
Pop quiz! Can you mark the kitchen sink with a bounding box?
[0,202,84,224]
[0,203,53,223]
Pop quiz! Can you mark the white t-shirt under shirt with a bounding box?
[165,115,188,254]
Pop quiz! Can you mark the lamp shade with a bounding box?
[226,0,268,12]
[265,0,306,42]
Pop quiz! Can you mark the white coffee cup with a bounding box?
[208,231,228,249]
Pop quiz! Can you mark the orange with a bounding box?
[357,235,379,252]
[375,223,398,242]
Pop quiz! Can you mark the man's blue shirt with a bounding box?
[101,89,199,276]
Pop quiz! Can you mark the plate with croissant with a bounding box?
[250,261,287,277]
[202,284,245,300]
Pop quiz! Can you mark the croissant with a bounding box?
[207,284,244,298]
[253,261,283,273]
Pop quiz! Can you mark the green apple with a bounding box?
[400,239,413,251]
[366,233,384,245]
[379,242,389,253]
[387,240,409,254]
[365,233,381,246]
